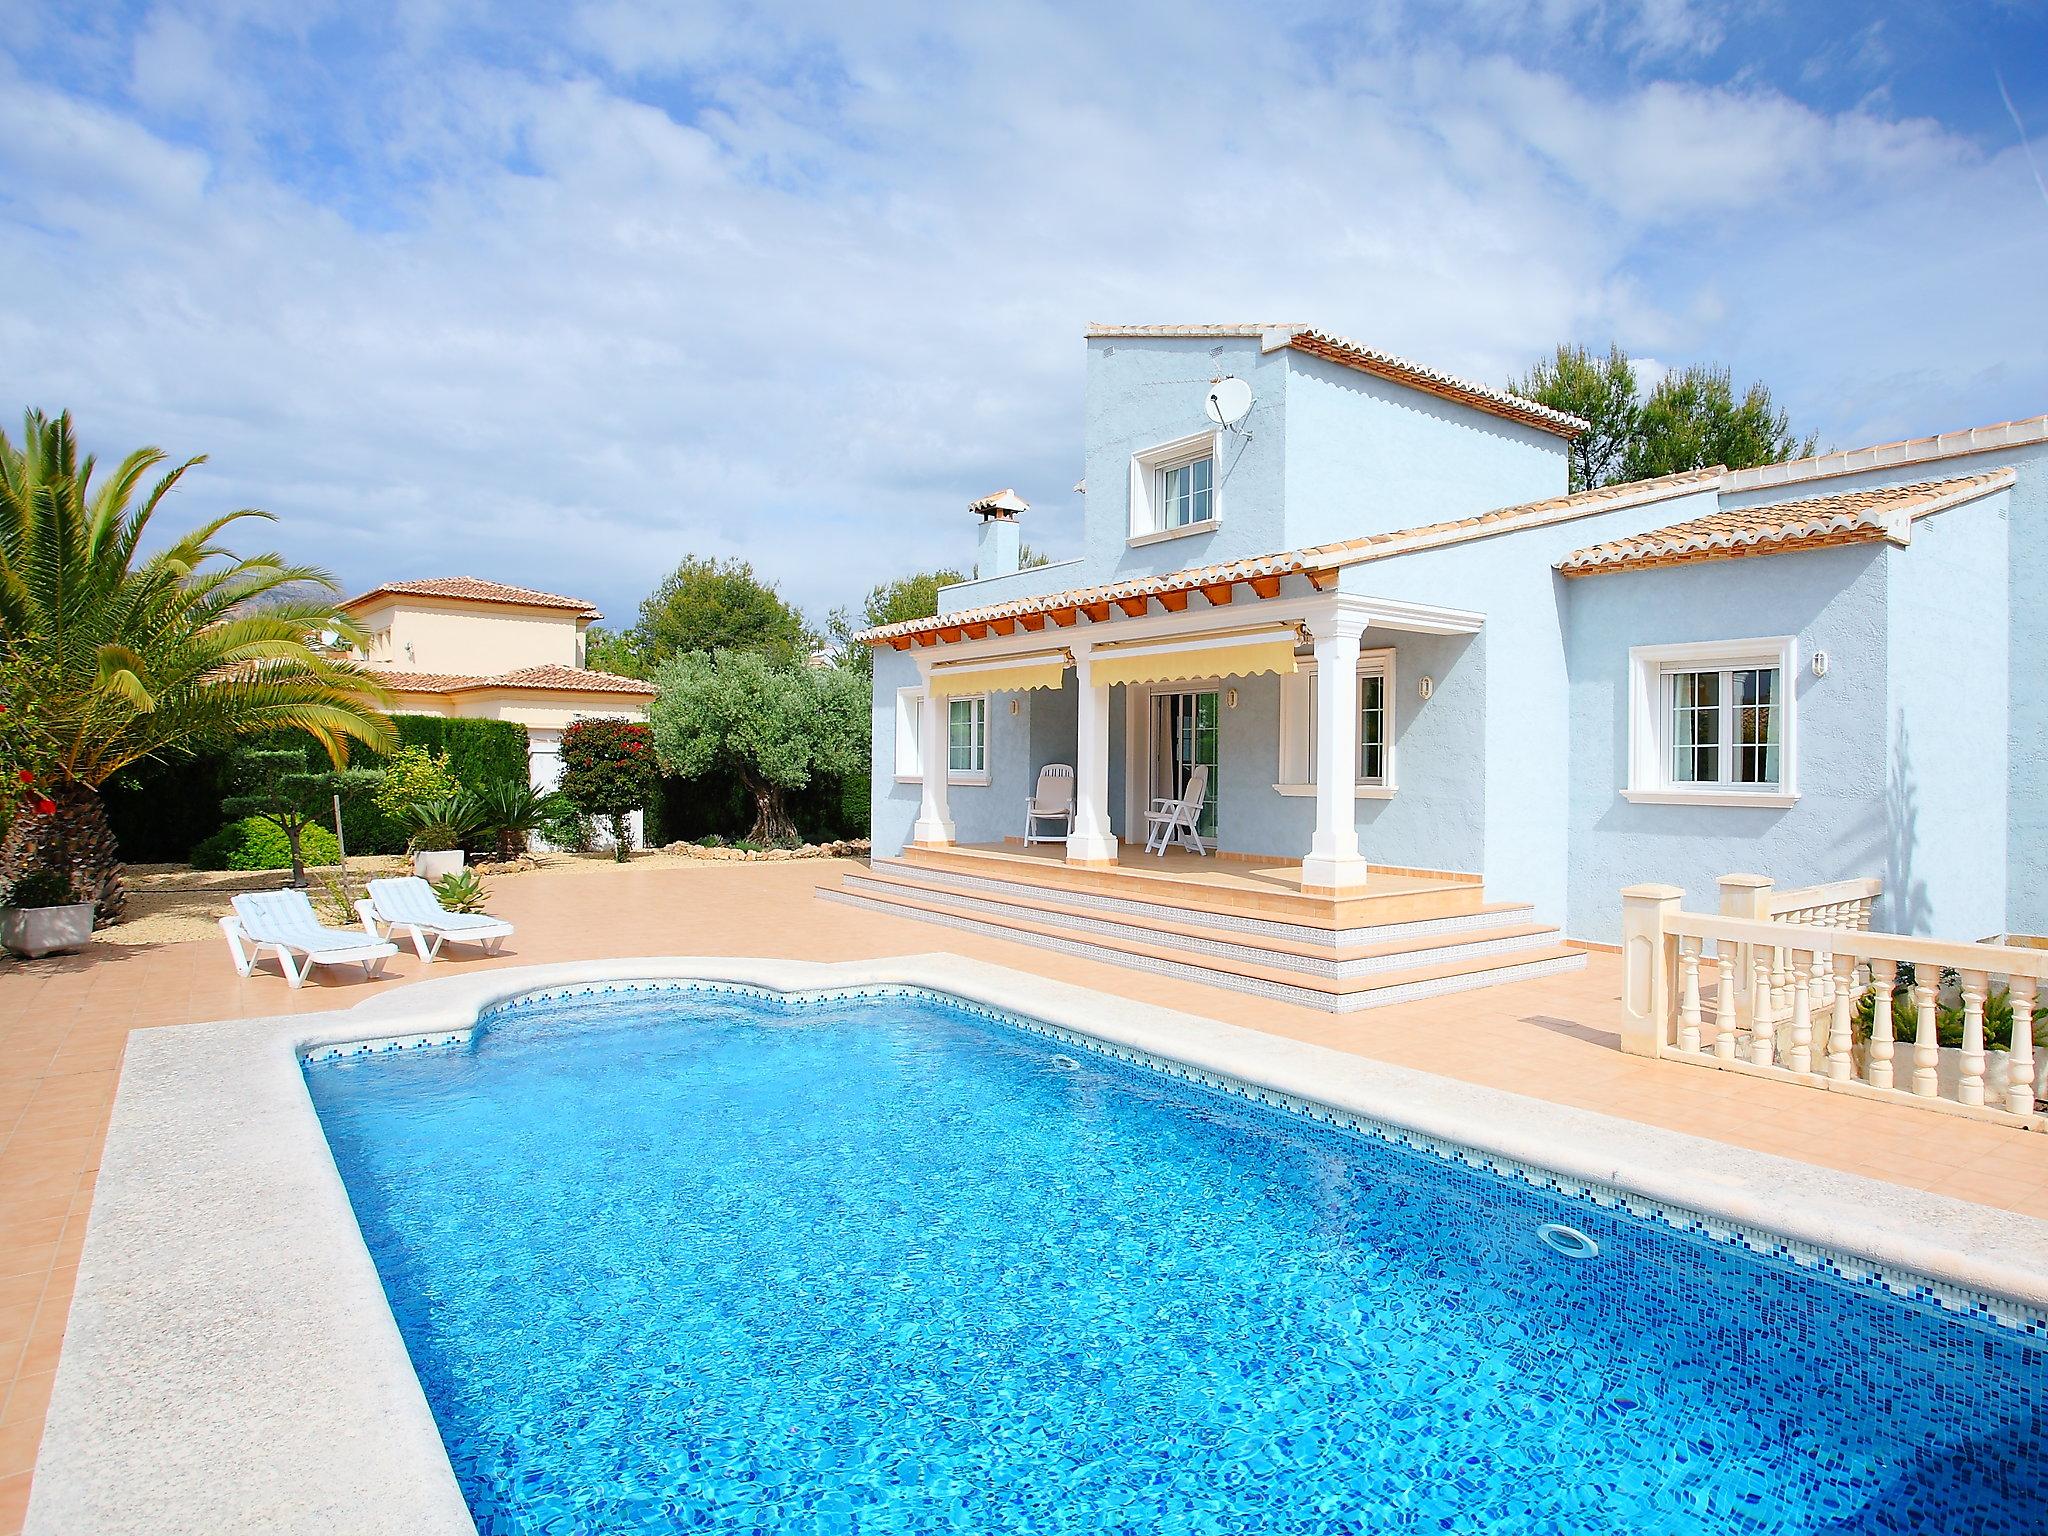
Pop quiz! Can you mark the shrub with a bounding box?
[400,795,485,853]
[4,869,76,909]
[559,719,657,861]
[373,745,462,823]
[191,817,341,873]
[535,795,593,852]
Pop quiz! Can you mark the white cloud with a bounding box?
[0,4,2040,629]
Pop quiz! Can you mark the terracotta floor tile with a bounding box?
[2,855,2043,1513]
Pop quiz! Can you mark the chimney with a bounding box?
[969,488,1027,579]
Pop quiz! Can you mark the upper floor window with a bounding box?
[1158,454,1214,530]
[1128,430,1223,543]
[1625,638,1797,807]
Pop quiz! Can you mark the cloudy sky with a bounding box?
[3,1,2045,633]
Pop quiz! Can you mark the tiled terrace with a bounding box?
[2,855,2046,1531]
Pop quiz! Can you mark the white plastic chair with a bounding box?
[357,876,515,963]
[1023,764,1076,845]
[1143,763,1210,857]
[220,890,398,988]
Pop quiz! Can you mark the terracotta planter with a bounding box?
[412,849,466,881]
[1,901,95,959]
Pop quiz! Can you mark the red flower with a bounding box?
[15,769,31,785]
[33,797,55,815]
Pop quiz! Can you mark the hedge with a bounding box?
[100,715,533,864]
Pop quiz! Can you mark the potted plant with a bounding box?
[401,795,483,881]
[1,867,94,959]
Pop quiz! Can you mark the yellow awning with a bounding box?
[927,652,1070,697]
[1090,629,1301,689]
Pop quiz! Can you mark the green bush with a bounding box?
[191,817,341,872]
[535,795,593,852]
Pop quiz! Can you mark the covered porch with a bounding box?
[900,586,1485,898]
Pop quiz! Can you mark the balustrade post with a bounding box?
[1750,952,1777,1067]
[1958,970,1988,1108]
[2009,977,2039,1118]
[1620,885,1685,1057]
[1713,946,1738,1060]
[1827,954,1854,1083]
[1788,956,1814,1075]
[1868,959,1897,1091]
[1771,944,1791,1022]
[1717,874,1773,1031]
[1912,981,1939,1098]
[1677,939,1703,1053]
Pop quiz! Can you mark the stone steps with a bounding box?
[820,860,1586,1014]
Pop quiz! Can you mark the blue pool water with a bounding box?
[307,986,2048,1535]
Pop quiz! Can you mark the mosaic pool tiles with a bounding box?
[308,985,2048,1535]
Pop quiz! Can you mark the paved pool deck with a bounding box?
[2,855,2045,1532]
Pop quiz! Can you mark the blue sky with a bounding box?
[3,0,2045,632]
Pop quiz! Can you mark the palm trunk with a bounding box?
[0,780,126,925]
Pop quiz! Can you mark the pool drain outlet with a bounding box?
[1537,1222,1600,1260]
[1050,1054,1080,1071]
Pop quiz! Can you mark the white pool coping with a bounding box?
[29,953,2048,1535]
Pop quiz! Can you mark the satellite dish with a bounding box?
[1204,375,1254,429]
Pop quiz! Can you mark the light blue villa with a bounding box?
[850,323,2045,990]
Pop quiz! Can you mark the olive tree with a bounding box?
[649,651,867,845]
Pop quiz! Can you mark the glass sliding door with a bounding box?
[1148,690,1219,840]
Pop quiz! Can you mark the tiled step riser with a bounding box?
[872,860,1523,948]
[840,875,1556,980]
[819,888,1586,1014]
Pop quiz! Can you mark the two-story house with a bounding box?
[341,576,655,809]
[833,323,2045,1013]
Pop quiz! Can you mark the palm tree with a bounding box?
[0,410,395,922]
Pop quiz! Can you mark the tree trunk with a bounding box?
[743,778,798,846]
[0,780,126,925]
[284,822,308,889]
[609,813,631,862]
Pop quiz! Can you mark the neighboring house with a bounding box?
[341,576,656,838]
[840,323,2045,998]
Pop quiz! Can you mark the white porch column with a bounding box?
[1067,649,1118,866]
[911,681,955,846]
[1300,611,1372,895]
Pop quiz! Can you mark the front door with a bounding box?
[1149,690,1219,840]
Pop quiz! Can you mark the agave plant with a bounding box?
[0,410,394,921]
[400,795,486,854]
[429,867,490,914]
[472,780,565,862]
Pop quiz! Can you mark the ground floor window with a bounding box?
[947,695,988,782]
[1626,638,1797,805]
[1276,650,1396,794]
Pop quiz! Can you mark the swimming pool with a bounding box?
[306,983,2048,1535]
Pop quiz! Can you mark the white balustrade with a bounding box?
[1621,881,2046,1129]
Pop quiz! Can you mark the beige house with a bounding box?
[339,576,655,799]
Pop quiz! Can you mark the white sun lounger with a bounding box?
[220,890,399,988]
[357,876,515,963]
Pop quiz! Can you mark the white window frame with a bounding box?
[893,686,923,782]
[945,693,990,786]
[1273,649,1397,800]
[1128,429,1223,545]
[1623,636,1799,808]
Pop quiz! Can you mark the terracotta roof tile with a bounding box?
[860,468,1720,645]
[1555,472,2015,577]
[1084,323,1588,438]
[370,665,654,696]
[340,577,602,617]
